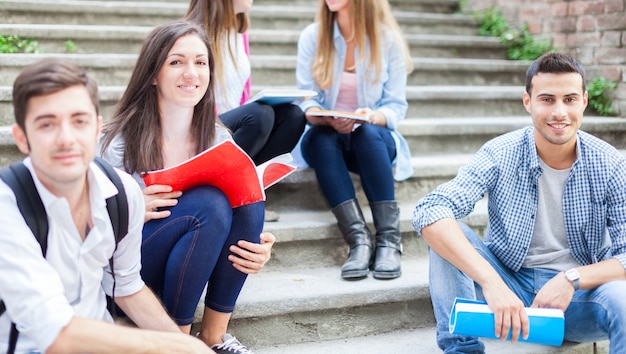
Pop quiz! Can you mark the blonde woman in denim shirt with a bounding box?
[296,0,413,280]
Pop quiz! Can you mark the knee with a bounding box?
[242,103,275,135]
[599,281,626,314]
[282,105,306,131]
[184,186,231,219]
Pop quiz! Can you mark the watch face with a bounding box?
[566,268,579,280]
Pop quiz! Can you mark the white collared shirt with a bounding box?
[0,158,146,353]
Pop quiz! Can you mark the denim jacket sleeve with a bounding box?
[296,23,325,113]
[368,30,408,131]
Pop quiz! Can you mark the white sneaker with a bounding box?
[210,333,255,354]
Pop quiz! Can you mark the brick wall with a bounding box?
[464,0,626,115]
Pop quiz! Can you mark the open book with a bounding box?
[307,109,369,122]
[247,88,317,106]
[142,140,296,208]
[449,298,564,346]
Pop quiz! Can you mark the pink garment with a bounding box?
[239,32,251,106]
[334,71,358,112]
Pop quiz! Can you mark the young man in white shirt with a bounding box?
[0,59,214,353]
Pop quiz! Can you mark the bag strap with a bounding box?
[0,162,49,256]
[93,157,129,317]
[0,159,129,352]
[94,157,129,243]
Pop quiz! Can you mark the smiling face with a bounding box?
[153,34,210,111]
[523,72,588,155]
[12,85,102,193]
[325,0,349,12]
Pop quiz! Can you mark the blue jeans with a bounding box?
[301,124,396,207]
[141,186,264,325]
[429,222,626,353]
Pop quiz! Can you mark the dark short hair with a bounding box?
[525,52,586,95]
[12,59,99,131]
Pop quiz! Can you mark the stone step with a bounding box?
[72,0,445,13]
[249,31,505,58]
[401,116,626,156]
[254,0,460,13]
[0,1,478,35]
[0,23,506,58]
[260,200,486,271]
[215,258,436,349]
[0,84,529,126]
[254,327,609,354]
[0,52,528,88]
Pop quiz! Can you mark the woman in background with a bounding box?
[100,21,268,354]
[296,0,414,280]
[186,0,308,222]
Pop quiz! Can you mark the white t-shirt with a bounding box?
[215,31,251,114]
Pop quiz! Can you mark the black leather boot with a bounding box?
[371,201,402,279]
[331,199,373,279]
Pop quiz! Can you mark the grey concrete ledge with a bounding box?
[0,0,187,15]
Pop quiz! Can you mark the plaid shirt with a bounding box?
[413,127,626,272]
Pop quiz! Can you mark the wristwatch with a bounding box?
[564,268,580,290]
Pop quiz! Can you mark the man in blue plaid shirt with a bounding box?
[413,52,626,353]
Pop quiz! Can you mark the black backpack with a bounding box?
[0,157,129,354]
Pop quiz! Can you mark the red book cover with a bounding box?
[142,140,296,208]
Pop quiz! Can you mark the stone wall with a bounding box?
[464,0,626,115]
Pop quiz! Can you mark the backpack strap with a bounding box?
[93,157,129,243]
[0,162,49,257]
[93,157,129,317]
[0,159,129,352]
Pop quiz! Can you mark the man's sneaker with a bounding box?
[210,333,255,354]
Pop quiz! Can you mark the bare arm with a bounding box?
[46,317,213,354]
[533,258,626,310]
[422,218,530,342]
[114,285,179,332]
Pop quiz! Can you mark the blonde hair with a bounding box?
[185,0,250,95]
[312,0,413,90]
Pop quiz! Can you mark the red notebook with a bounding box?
[142,140,296,208]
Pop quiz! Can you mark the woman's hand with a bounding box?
[355,107,385,126]
[229,232,276,274]
[142,184,182,223]
[327,115,357,133]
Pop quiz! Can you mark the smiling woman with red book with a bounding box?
[98,20,273,353]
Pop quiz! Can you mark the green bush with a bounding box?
[473,7,556,61]
[588,77,618,116]
[0,34,41,54]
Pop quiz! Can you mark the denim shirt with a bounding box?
[413,126,626,272]
[296,21,413,181]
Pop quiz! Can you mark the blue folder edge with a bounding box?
[449,297,565,346]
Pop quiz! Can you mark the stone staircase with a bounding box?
[0,0,616,352]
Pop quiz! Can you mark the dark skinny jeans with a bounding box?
[301,124,397,208]
[220,102,306,165]
[140,186,264,325]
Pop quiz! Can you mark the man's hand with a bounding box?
[229,232,276,274]
[531,272,574,311]
[142,184,182,222]
[481,281,530,343]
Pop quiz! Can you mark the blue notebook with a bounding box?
[449,298,564,346]
[247,88,317,106]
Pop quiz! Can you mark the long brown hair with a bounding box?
[185,0,250,95]
[312,0,413,90]
[100,20,217,174]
